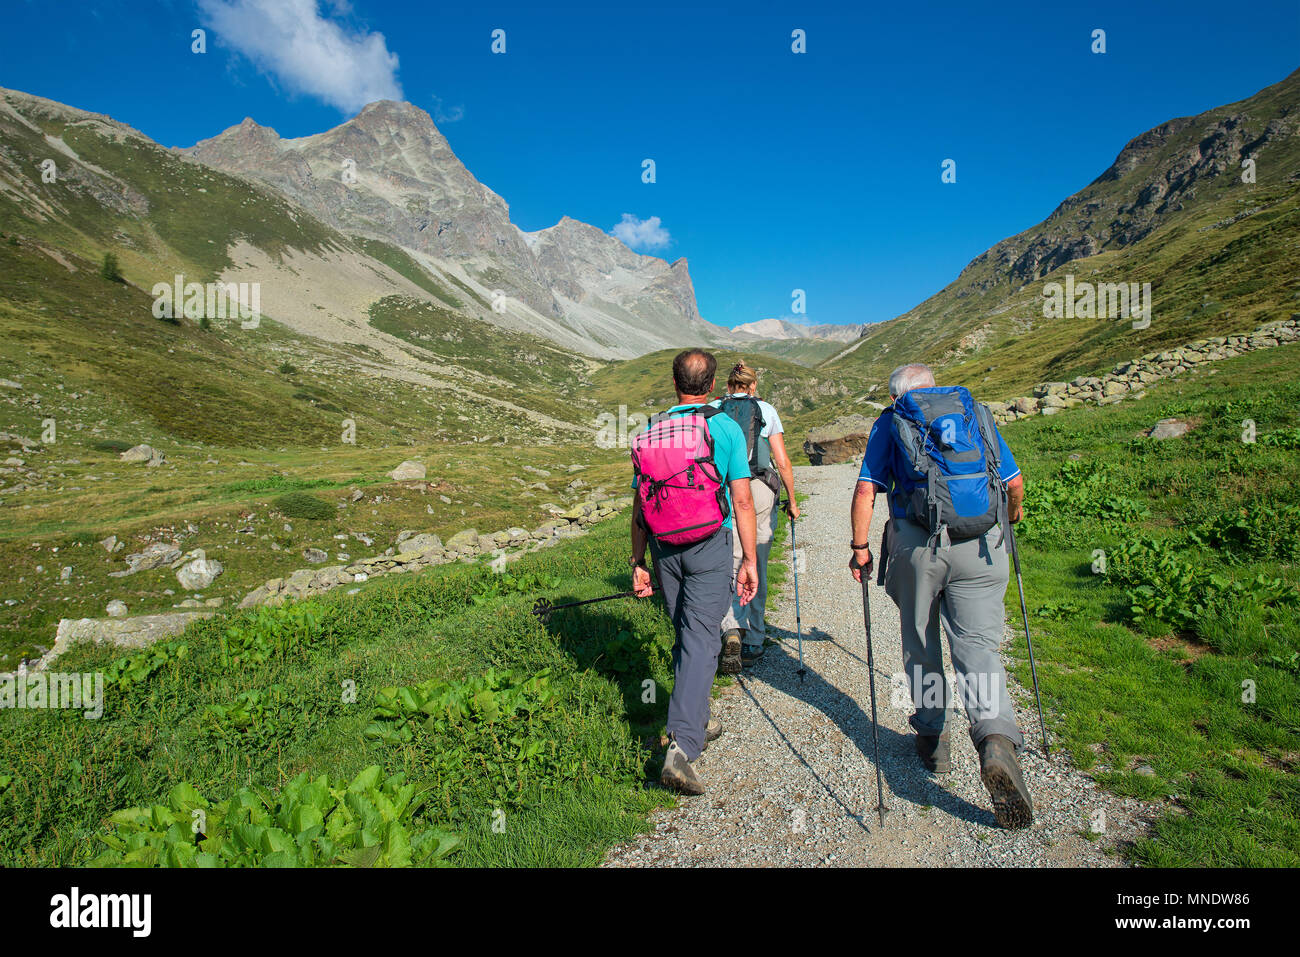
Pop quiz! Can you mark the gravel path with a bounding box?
[605,463,1160,867]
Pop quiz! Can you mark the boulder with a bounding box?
[106,600,128,618]
[1147,418,1193,440]
[803,415,875,466]
[387,460,426,482]
[303,547,328,564]
[177,557,223,590]
[115,542,181,576]
[400,533,444,555]
[119,444,154,463]
[32,611,215,671]
[1012,397,1039,415]
[445,529,479,552]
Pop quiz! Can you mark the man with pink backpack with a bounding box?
[630,349,759,794]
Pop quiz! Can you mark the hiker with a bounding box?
[710,361,798,673]
[848,363,1033,828]
[630,349,759,795]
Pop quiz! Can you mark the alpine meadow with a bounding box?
[0,1,1297,919]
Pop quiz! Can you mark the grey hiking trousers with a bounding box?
[883,517,1023,749]
[652,527,734,761]
[722,478,778,648]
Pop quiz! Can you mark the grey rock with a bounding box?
[388,460,427,481]
[1148,418,1192,440]
[120,542,181,574]
[177,557,224,590]
[445,528,479,552]
[804,414,875,466]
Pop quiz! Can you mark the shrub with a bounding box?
[273,491,335,520]
[99,252,121,282]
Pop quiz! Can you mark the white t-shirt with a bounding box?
[709,394,784,471]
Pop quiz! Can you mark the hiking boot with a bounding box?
[700,717,723,752]
[660,739,705,795]
[740,645,765,667]
[978,734,1033,829]
[719,630,742,675]
[915,732,951,773]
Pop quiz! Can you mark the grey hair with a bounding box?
[888,363,936,398]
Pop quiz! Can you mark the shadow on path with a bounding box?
[745,623,995,829]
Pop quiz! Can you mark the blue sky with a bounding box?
[2,0,1297,328]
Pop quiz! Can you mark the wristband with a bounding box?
[850,541,870,550]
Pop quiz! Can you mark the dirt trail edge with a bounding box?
[604,463,1160,867]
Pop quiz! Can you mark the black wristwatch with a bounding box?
[628,556,647,569]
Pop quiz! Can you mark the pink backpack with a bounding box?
[631,405,729,546]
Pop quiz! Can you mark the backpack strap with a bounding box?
[892,407,947,558]
[973,401,1008,549]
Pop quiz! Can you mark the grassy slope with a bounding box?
[1004,345,1300,865]
[0,230,633,665]
[825,71,1300,402]
[0,519,687,867]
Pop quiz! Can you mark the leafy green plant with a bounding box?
[220,603,325,667]
[1258,427,1300,450]
[1034,600,1084,621]
[1189,502,1300,563]
[85,767,460,868]
[1019,460,1149,538]
[103,639,189,690]
[364,668,601,809]
[1106,536,1298,633]
[204,684,305,749]
[468,571,561,606]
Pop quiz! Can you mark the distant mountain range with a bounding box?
[733,318,866,342]
[181,101,731,359]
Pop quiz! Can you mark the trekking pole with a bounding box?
[531,591,637,624]
[856,564,887,826]
[789,511,806,683]
[1005,521,1050,758]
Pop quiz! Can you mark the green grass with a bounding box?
[1003,343,1300,865]
[590,348,861,465]
[0,519,683,867]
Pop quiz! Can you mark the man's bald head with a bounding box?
[673,349,717,397]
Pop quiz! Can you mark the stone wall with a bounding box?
[986,316,1300,425]
[237,495,634,608]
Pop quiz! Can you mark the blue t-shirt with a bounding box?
[857,406,1021,521]
[633,403,752,529]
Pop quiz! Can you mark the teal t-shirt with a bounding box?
[633,403,752,529]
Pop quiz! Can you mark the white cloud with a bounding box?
[611,214,671,251]
[431,95,464,124]
[198,0,403,114]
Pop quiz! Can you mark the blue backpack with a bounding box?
[890,386,1007,550]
